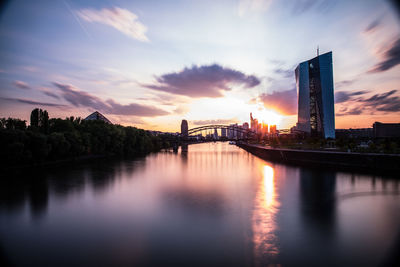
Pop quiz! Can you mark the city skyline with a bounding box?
[0,0,400,132]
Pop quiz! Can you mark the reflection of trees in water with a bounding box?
[0,158,142,219]
[0,172,48,220]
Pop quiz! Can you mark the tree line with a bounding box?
[0,109,174,168]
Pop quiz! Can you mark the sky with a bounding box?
[0,0,399,132]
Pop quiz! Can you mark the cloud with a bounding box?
[335,79,355,88]
[336,106,363,116]
[0,97,66,107]
[369,37,400,72]
[53,82,168,116]
[335,90,366,103]
[191,118,239,126]
[364,18,381,33]
[14,80,30,90]
[259,88,297,115]
[336,89,400,115]
[291,0,333,15]
[40,87,60,99]
[144,64,261,98]
[274,68,294,78]
[362,90,400,112]
[77,7,149,42]
[238,0,273,17]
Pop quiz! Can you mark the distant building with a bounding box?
[335,128,373,139]
[228,123,238,139]
[221,128,227,137]
[214,128,218,139]
[181,120,188,137]
[295,51,335,138]
[250,113,256,131]
[373,122,400,138]
[262,123,268,136]
[84,111,112,124]
[270,125,277,134]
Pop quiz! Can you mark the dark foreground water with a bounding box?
[1,142,400,267]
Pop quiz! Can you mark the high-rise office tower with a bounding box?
[181,120,188,137]
[295,51,335,138]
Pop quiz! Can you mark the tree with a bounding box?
[41,110,49,134]
[5,118,26,130]
[30,108,39,129]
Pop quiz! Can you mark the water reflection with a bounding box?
[0,174,49,219]
[0,143,400,267]
[252,164,279,266]
[300,169,336,223]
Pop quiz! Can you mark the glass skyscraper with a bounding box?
[295,51,335,139]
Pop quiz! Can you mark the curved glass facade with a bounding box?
[295,52,335,139]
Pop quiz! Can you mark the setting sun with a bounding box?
[252,108,282,126]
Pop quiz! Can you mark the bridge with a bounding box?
[182,124,257,139]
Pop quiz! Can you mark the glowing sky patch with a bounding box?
[0,0,399,131]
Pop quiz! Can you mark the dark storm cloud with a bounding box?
[335,90,366,103]
[0,97,66,107]
[369,37,400,72]
[259,88,297,115]
[144,64,261,98]
[14,80,31,90]
[53,82,169,117]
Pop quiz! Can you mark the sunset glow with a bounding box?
[253,109,282,127]
[0,0,399,131]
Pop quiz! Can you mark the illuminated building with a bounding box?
[295,51,335,138]
[270,125,277,134]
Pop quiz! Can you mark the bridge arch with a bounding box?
[182,124,256,139]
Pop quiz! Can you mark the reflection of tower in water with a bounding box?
[299,169,336,224]
[252,165,280,266]
[180,144,188,163]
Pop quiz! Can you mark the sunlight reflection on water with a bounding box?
[252,164,280,266]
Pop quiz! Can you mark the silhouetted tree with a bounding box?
[0,109,174,168]
[30,108,39,129]
[41,110,49,134]
[5,118,26,130]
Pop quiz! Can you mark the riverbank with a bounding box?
[237,143,400,174]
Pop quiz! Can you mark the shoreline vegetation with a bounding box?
[0,109,174,171]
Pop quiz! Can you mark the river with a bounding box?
[1,142,400,266]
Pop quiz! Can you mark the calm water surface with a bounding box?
[1,142,400,266]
